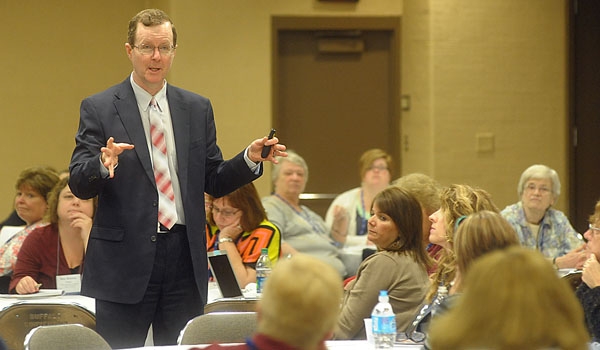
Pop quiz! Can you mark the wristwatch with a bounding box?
[219,237,234,244]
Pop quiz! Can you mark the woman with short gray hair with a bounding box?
[500,164,586,269]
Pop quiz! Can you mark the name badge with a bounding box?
[56,274,82,294]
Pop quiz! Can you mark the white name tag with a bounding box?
[56,274,82,294]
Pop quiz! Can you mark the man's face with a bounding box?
[125,22,175,95]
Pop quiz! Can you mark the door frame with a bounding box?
[270,15,402,195]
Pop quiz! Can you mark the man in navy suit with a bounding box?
[69,8,285,348]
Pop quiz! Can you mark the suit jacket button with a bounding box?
[151,235,157,242]
[152,201,158,207]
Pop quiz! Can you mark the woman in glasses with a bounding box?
[206,182,281,288]
[577,199,600,341]
[324,148,393,247]
[261,151,347,278]
[501,164,586,269]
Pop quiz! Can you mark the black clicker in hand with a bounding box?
[261,129,276,158]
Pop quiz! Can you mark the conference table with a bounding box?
[122,340,423,349]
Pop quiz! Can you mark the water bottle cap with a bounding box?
[261,248,268,254]
[379,290,388,297]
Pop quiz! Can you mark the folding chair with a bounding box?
[24,324,110,350]
[178,311,257,345]
[0,302,95,350]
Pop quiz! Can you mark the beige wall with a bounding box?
[0,0,569,218]
[401,0,569,211]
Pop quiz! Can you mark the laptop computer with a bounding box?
[207,250,244,298]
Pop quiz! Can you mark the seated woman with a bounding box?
[501,164,586,269]
[325,148,393,247]
[262,150,346,277]
[426,184,498,302]
[333,187,431,340]
[206,182,281,288]
[427,247,589,349]
[577,199,600,341]
[406,211,520,342]
[393,173,442,275]
[9,177,96,294]
[0,166,60,277]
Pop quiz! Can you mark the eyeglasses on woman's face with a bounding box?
[524,183,552,194]
[589,223,600,236]
[210,205,240,218]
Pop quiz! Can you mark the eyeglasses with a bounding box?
[589,224,600,234]
[211,206,240,218]
[368,165,388,172]
[524,183,551,194]
[132,43,175,56]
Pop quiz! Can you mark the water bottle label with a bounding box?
[372,315,396,334]
[256,276,266,294]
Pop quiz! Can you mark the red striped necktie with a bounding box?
[149,97,178,229]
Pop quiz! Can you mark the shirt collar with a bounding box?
[129,73,168,112]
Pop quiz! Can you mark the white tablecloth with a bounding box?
[122,340,423,349]
[0,293,95,313]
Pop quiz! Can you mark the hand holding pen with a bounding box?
[14,276,42,295]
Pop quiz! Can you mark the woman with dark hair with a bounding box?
[334,187,431,340]
[206,182,281,288]
[325,148,393,247]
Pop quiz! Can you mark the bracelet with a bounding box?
[219,237,234,244]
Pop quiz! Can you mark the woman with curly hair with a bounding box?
[426,184,498,301]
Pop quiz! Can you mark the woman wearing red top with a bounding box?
[10,177,96,294]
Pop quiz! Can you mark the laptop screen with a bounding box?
[207,250,244,298]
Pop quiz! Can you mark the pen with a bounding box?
[35,283,42,290]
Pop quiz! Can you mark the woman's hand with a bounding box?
[219,220,244,241]
[331,206,349,245]
[69,211,93,252]
[582,253,600,288]
[15,276,41,295]
[556,243,588,269]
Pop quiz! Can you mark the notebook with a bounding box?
[208,250,244,298]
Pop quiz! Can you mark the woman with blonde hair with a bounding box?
[426,184,498,301]
[406,210,520,340]
[451,210,520,292]
[427,246,590,350]
[10,177,97,294]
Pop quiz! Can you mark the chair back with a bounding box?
[24,324,110,350]
[178,311,257,345]
[204,298,258,314]
[0,302,95,350]
[562,270,583,291]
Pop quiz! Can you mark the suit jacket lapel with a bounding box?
[114,80,156,186]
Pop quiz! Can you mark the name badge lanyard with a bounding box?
[275,194,326,235]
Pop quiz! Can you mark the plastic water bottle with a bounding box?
[255,248,272,296]
[371,290,396,349]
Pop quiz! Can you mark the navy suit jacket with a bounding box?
[69,78,260,304]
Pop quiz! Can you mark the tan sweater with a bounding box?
[334,250,429,340]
